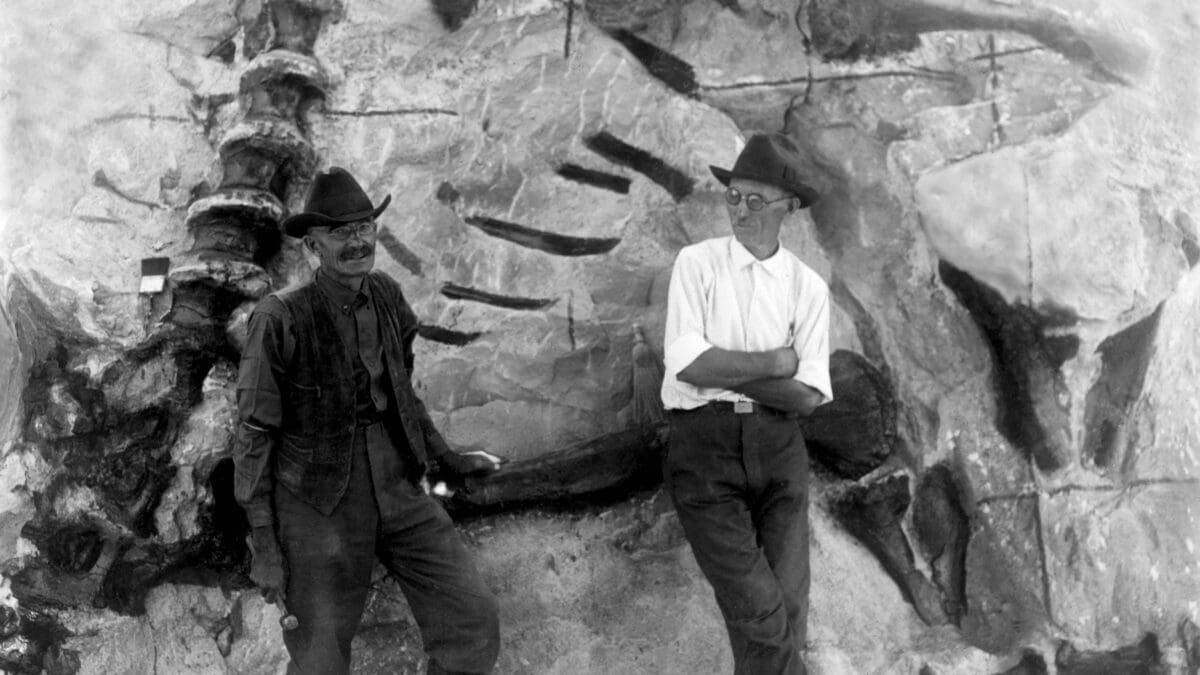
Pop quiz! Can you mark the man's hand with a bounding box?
[440,448,506,475]
[427,447,507,497]
[247,526,287,605]
[770,346,799,378]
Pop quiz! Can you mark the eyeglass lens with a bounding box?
[724,188,769,211]
[329,220,378,240]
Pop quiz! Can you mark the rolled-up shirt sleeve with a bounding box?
[664,248,714,376]
[791,281,833,404]
[234,298,290,529]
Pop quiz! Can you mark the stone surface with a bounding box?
[1120,266,1200,481]
[59,609,157,675]
[1042,483,1200,646]
[961,497,1050,654]
[225,592,289,675]
[153,360,238,543]
[2,0,1199,672]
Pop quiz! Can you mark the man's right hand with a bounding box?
[247,526,287,605]
[770,347,799,378]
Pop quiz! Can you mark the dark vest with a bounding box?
[273,271,435,514]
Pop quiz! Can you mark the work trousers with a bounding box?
[274,422,500,675]
[665,405,811,675]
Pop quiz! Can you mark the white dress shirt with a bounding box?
[660,236,833,411]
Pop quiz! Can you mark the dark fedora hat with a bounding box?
[281,166,392,238]
[709,133,820,208]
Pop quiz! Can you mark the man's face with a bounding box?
[726,177,792,255]
[303,218,378,284]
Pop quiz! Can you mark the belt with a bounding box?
[671,401,798,420]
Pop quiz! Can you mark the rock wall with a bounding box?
[2,0,1198,673]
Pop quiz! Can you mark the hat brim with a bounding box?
[282,194,392,238]
[709,166,818,209]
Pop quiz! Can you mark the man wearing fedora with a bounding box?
[233,167,504,674]
[660,133,833,675]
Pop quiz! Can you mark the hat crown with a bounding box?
[280,166,392,238]
[708,132,819,208]
[730,134,800,189]
[303,167,375,219]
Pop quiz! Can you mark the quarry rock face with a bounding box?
[2,0,1198,673]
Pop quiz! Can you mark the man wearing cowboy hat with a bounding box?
[660,133,833,674]
[233,167,504,674]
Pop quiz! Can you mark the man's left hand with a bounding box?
[442,449,506,475]
[427,448,507,497]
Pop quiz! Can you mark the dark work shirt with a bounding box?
[237,268,388,430]
[235,267,409,527]
[311,268,390,418]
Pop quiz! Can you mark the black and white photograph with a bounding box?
[0,1,1197,673]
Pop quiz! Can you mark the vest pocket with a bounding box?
[277,435,313,488]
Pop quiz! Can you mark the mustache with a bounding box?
[339,246,373,261]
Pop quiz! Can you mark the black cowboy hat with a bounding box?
[281,166,392,238]
[709,133,820,208]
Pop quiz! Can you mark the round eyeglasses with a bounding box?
[322,220,378,241]
[724,188,792,212]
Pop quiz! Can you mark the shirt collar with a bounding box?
[728,237,788,278]
[315,267,371,314]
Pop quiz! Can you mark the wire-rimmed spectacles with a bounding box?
[321,220,378,241]
[724,188,792,212]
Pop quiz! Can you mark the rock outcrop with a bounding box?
[2,0,1197,673]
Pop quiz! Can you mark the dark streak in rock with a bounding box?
[432,0,478,31]
[1174,211,1199,268]
[435,181,461,206]
[376,227,424,277]
[912,464,969,625]
[94,113,193,126]
[564,0,574,59]
[463,215,621,256]
[1056,633,1164,674]
[985,35,1008,145]
[1032,494,1057,628]
[969,46,1046,61]
[206,35,237,64]
[938,260,1077,473]
[801,350,896,479]
[976,492,1040,507]
[1082,305,1161,471]
[324,108,459,117]
[567,293,576,350]
[189,94,237,138]
[584,132,694,201]
[975,476,1200,505]
[417,324,483,346]
[92,170,163,210]
[440,283,556,310]
[605,29,698,96]
[700,69,961,92]
[713,0,745,16]
[832,475,950,626]
[1179,619,1200,674]
[555,163,631,194]
[998,650,1049,675]
[443,424,666,517]
[1182,235,1200,268]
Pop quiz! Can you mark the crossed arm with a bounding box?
[677,347,826,416]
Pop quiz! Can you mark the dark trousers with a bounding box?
[275,423,500,674]
[665,406,811,675]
